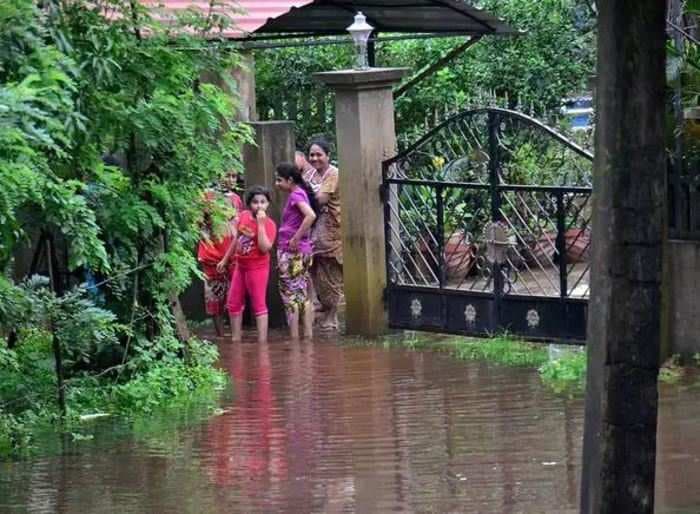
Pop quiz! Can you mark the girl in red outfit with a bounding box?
[197,188,243,336]
[218,186,277,343]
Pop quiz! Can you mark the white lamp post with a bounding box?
[346,12,373,70]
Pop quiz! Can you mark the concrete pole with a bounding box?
[580,2,667,513]
[230,51,258,122]
[243,121,296,329]
[201,50,258,122]
[314,68,408,337]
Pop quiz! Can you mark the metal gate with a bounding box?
[382,108,593,342]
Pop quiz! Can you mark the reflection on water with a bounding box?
[1,333,699,513]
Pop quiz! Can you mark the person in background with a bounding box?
[218,186,277,343]
[305,139,343,331]
[197,188,239,336]
[295,150,317,191]
[219,171,244,213]
[296,150,322,313]
[275,162,317,340]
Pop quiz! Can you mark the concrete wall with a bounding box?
[665,239,700,356]
[231,52,257,122]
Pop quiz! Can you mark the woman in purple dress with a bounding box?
[275,163,317,339]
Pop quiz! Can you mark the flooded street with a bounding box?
[1,334,699,513]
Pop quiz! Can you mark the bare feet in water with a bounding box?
[316,310,339,331]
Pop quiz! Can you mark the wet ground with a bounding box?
[1,333,699,513]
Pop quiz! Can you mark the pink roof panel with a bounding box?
[235,1,312,34]
[143,1,515,39]
[146,0,312,38]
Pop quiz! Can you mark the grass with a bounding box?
[657,354,700,386]
[539,350,587,394]
[448,335,550,367]
[442,335,586,395]
[365,332,700,397]
[344,332,586,396]
[0,335,228,459]
[344,332,588,395]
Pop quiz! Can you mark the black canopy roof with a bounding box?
[247,0,515,39]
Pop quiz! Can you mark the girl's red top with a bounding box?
[234,210,277,270]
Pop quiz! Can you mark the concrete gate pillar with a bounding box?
[314,68,408,337]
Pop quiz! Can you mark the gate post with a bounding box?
[314,68,408,337]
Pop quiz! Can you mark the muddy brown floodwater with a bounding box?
[1,333,699,513]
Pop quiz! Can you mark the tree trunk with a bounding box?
[159,232,190,342]
[580,2,667,513]
[170,292,191,342]
[46,233,66,417]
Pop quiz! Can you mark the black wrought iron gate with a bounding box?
[382,108,593,342]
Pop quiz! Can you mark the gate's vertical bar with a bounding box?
[488,112,501,222]
[556,191,568,298]
[436,183,447,327]
[436,184,446,289]
[671,0,684,238]
[381,162,392,311]
[488,111,503,331]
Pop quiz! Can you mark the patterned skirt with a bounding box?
[311,256,344,310]
[277,250,313,314]
[204,274,229,316]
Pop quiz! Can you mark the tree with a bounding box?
[580,1,667,512]
[0,0,251,438]
[253,0,597,146]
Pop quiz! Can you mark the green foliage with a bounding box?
[0,329,59,456]
[659,354,685,385]
[389,0,595,137]
[667,4,700,133]
[255,44,354,144]
[372,332,589,394]
[112,339,225,415]
[440,337,588,394]
[1,0,252,297]
[0,274,227,457]
[504,139,592,185]
[447,335,550,367]
[0,329,226,457]
[0,0,106,269]
[1,0,246,456]
[538,349,587,394]
[254,0,596,145]
[5,276,123,367]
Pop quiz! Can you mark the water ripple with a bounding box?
[0,334,699,513]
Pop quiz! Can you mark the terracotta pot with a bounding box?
[412,238,439,284]
[444,231,474,280]
[564,228,590,263]
[530,231,557,266]
[530,228,590,265]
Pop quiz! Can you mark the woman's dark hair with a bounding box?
[307,137,331,156]
[245,185,271,207]
[276,162,319,217]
